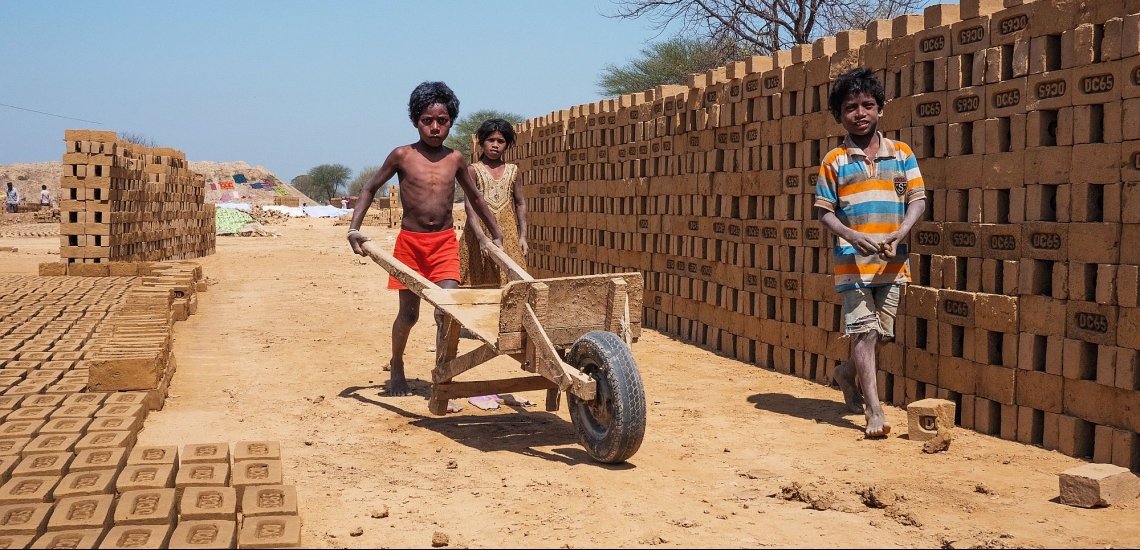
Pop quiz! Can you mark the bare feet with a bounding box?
[834,362,865,414]
[386,360,412,396]
[446,400,463,413]
[864,406,891,438]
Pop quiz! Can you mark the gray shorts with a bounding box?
[841,284,900,338]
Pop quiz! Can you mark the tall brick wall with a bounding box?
[58,130,215,264]
[504,0,1140,468]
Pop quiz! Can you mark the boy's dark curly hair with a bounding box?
[828,68,886,123]
[408,81,459,124]
[476,119,516,149]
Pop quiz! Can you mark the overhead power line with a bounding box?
[0,102,102,125]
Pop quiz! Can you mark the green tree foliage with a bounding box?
[348,165,382,197]
[444,109,526,160]
[597,37,754,96]
[293,164,352,204]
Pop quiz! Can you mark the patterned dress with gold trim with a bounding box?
[459,162,524,287]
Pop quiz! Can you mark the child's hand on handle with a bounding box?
[347,230,371,256]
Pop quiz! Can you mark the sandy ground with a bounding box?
[2,217,1138,549]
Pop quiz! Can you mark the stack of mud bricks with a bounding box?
[272,196,300,208]
[54,130,215,273]
[504,0,1140,470]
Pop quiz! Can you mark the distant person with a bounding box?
[4,183,17,214]
[815,68,926,438]
[39,185,51,208]
[347,81,504,397]
[341,198,349,209]
[458,118,528,288]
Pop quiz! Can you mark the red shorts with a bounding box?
[388,229,461,290]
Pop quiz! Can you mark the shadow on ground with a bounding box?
[339,383,635,469]
[747,392,864,432]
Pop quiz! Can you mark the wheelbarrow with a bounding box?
[361,240,646,464]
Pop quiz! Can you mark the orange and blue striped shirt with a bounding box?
[814,132,925,292]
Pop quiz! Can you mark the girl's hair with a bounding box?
[476,119,516,149]
[408,81,459,123]
[828,68,886,122]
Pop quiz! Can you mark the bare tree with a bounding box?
[608,0,933,53]
[119,132,157,147]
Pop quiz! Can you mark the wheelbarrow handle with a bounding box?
[481,241,534,282]
[360,240,440,296]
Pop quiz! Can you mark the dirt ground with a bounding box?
[2,217,1139,549]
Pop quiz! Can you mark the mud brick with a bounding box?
[1017,406,1045,444]
[973,293,1018,333]
[987,79,1026,118]
[30,529,104,549]
[979,224,1021,261]
[112,488,176,527]
[1015,370,1063,413]
[240,485,297,518]
[1059,463,1140,507]
[1067,223,1121,265]
[1112,429,1140,470]
[0,440,30,459]
[1123,227,1140,265]
[116,465,175,494]
[976,362,1016,404]
[100,524,172,549]
[1020,295,1066,336]
[1021,222,1068,261]
[0,476,58,505]
[238,515,300,549]
[70,449,125,474]
[179,487,236,522]
[906,398,955,441]
[0,457,15,485]
[1058,414,1096,458]
[1064,378,1119,428]
[1097,264,1118,306]
[174,463,228,497]
[22,434,79,457]
[1066,301,1117,346]
[73,431,133,454]
[1097,345,1119,386]
[942,222,981,258]
[11,453,72,479]
[1043,411,1061,450]
[1046,335,1066,375]
[168,519,236,549]
[938,356,979,395]
[1117,348,1140,390]
[974,396,1000,435]
[1095,424,1115,464]
[50,405,99,420]
[938,289,975,327]
[59,394,107,408]
[87,416,140,433]
[94,404,145,423]
[7,409,55,423]
[45,494,112,532]
[0,422,44,442]
[910,222,944,255]
[0,503,52,537]
[1072,144,1123,184]
[180,444,228,465]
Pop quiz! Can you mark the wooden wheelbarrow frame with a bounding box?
[361,240,642,415]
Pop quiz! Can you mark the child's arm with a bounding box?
[880,199,926,252]
[455,157,504,248]
[347,149,400,256]
[818,209,881,257]
[461,166,489,245]
[512,168,528,256]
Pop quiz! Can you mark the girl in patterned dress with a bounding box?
[459,119,528,287]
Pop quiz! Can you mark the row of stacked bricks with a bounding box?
[506,0,1140,469]
[0,273,301,547]
[57,130,215,268]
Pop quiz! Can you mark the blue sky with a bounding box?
[0,1,672,181]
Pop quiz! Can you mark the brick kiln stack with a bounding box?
[57,130,215,265]
[506,0,1140,469]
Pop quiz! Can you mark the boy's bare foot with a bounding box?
[386,360,412,397]
[446,400,462,413]
[834,362,865,414]
[865,408,891,438]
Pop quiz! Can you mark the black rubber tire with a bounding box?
[566,330,646,464]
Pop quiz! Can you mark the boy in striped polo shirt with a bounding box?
[814,68,926,437]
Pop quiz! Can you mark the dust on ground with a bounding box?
[1,218,1136,549]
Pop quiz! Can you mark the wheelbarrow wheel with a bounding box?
[566,330,646,464]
